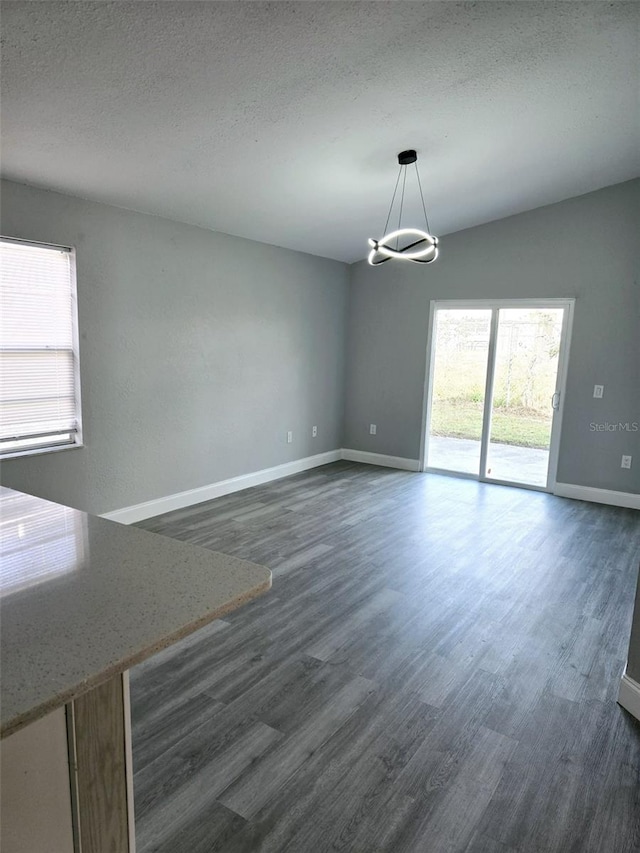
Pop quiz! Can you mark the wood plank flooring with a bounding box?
[131,462,640,852]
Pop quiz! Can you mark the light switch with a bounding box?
[593,385,604,398]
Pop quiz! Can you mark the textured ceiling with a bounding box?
[2,1,639,262]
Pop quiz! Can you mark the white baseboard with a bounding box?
[101,457,639,526]
[341,449,420,472]
[554,483,640,510]
[101,450,342,524]
[618,670,640,721]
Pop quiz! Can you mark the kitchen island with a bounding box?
[0,486,271,852]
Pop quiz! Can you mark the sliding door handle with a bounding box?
[551,392,560,410]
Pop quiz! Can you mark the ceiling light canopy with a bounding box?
[368,150,439,266]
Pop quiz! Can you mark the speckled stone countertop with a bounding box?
[0,487,271,738]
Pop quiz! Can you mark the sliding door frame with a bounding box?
[419,298,575,492]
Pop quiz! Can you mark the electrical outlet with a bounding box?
[593,385,604,399]
[312,426,317,437]
[369,424,377,435]
[287,431,293,444]
[621,455,632,469]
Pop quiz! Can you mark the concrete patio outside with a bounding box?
[427,435,549,487]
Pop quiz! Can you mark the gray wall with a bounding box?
[2,178,639,514]
[345,179,640,494]
[0,180,349,514]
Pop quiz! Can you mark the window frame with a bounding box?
[0,235,84,460]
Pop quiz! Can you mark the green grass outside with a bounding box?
[430,400,551,449]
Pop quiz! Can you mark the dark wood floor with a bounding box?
[131,462,640,853]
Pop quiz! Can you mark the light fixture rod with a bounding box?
[414,161,431,235]
[397,165,407,248]
[382,165,403,238]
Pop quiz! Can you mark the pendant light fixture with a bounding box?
[368,149,439,266]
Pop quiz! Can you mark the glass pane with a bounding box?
[428,309,491,474]
[485,308,564,487]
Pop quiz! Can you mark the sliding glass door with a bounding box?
[485,308,564,487]
[427,309,491,475]
[424,301,573,491]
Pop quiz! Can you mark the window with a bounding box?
[0,237,83,458]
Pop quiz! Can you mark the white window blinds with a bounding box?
[0,237,82,457]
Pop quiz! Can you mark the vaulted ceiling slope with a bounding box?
[2,1,639,262]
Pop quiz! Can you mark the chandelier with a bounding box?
[368,149,439,266]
